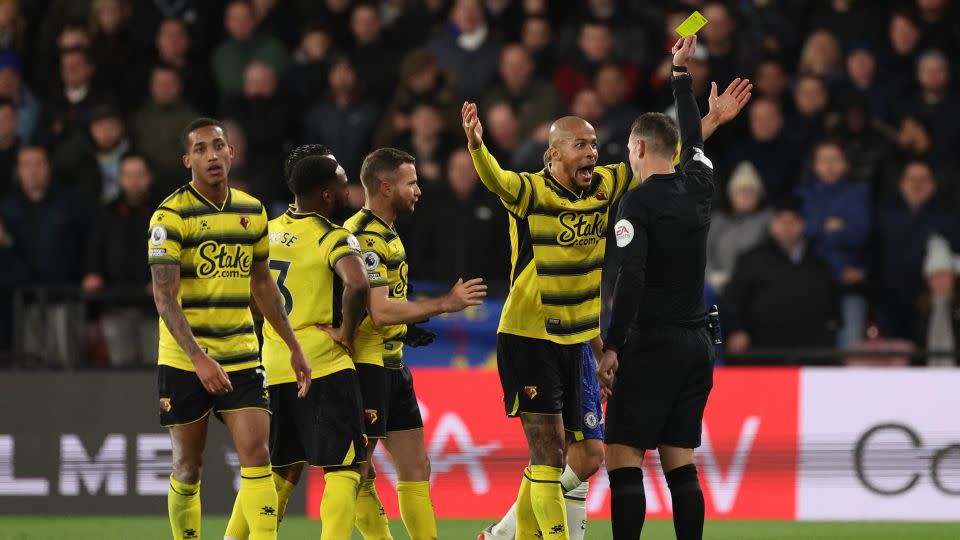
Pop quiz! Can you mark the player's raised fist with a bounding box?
[461,102,484,150]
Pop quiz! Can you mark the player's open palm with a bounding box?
[709,77,752,126]
[443,277,487,312]
[461,102,484,150]
[194,352,233,395]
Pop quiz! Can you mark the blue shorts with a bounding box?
[579,343,605,441]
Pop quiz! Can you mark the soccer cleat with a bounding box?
[477,523,511,540]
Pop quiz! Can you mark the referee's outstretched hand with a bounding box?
[461,102,484,150]
[440,277,487,313]
[597,349,619,390]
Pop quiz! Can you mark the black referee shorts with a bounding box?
[269,368,367,468]
[496,333,583,433]
[604,325,715,450]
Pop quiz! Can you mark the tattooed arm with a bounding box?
[250,260,312,396]
[151,263,233,394]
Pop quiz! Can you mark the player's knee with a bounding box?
[532,445,565,469]
[664,463,700,493]
[399,452,431,481]
[172,454,202,485]
[236,442,271,468]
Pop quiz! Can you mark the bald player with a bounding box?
[465,78,751,540]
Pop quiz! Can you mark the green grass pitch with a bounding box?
[1,517,959,539]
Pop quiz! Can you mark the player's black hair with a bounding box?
[288,154,340,196]
[284,144,333,181]
[181,117,225,151]
[359,147,416,192]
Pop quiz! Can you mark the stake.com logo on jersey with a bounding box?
[305,368,799,519]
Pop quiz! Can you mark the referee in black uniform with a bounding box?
[597,36,750,540]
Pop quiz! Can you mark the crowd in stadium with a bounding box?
[0,0,957,367]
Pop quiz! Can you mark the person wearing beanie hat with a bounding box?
[706,161,773,293]
[919,234,959,366]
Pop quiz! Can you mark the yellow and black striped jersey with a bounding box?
[470,144,633,345]
[147,184,269,372]
[344,208,409,369]
[261,208,363,386]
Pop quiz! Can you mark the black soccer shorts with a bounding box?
[496,332,583,433]
[385,365,424,433]
[157,365,269,427]
[356,362,388,439]
[604,325,715,450]
[269,368,367,468]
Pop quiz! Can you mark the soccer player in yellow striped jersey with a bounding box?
[463,76,752,540]
[345,148,487,540]
[149,118,311,540]
[223,150,370,540]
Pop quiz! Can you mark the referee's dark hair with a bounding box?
[181,117,225,151]
[630,112,680,159]
[360,148,416,193]
[284,144,333,181]
[288,154,340,196]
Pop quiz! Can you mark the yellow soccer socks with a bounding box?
[239,465,279,540]
[355,478,393,539]
[320,470,361,539]
[168,474,201,540]
[529,465,570,539]
[397,480,437,540]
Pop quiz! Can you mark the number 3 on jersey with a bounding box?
[269,259,293,314]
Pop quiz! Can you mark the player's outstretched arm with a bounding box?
[367,277,487,328]
[702,77,752,141]
[250,260,312,396]
[330,254,370,355]
[152,263,233,395]
[462,102,528,207]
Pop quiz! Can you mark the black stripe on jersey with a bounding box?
[331,271,344,328]
[331,237,352,249]
[186,183,231,211]
[213,351,260,365]
[385,258,405,270]
[181,232,263,248]
[191,324,255,338]
[157,205,181,216]
[545,318,598,337]
[354,209,377,232]
[540,286,601,306]
[178,206,263,219]
[528,203,610,218]
[182,296,251,309]
[180,266,198,279]
[511,215,534,286]
[536,259,605,276]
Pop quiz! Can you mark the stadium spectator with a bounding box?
[303,58,379,180]
[836,47,898,121]
[483,43,563,139]
[706,161,773,294]
[883,11,922,97]
[552,19,640,103]
[34,20,90,97]
[251,0,300,50]
[725,98,801,201]
[919,235,960,366]
[89,0,136,111]
[827,100,889,190]
[35,47,112,149]
[282,24,333,112]
[129,65,197,194]
[752,58,790,106]
[0,65,41,143]
[128,0,226,57]
[797,140,871,349]
[296,0,352,48]
[788,74,829,155]
[223,60,292,206]
[594,63,641,146]
[382,0,450,51]
[0,0,27,57]
[915,0,960,56]
[212,0,288,99]
[873,161,959,342]
[700,1,756,90]
[393,101,454,188]
[82,153,156,366]
[349,2,399,104]
[374,47,460,148]
[408,148,508,283]
[723,196,839,364]
[569,86,620,165]
[428,0,502,102]
[810,0,886,47]
[797,29,844,86]
[146,18,217,115]
[52,103,130,205]
[520,16,555,78]
[0,98,19,196]
[903,49,960,172]
[481,100,541,172]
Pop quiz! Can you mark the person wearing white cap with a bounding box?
[921,234,960,366]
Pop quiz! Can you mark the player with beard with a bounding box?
[224,152,370,539]
[464,74,751,540]
[345,148,487,540]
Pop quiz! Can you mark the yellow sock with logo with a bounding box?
[239,465,278,540]
[273,472,296,526]
[168,474,201,540]
[397,480,437,540]
[320,470,361,539]
[529,465,569,539]
[515,469,542,540]
[224,489,248,540]
[355,478,393,540]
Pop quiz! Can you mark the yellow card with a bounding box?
[676,11,709,37]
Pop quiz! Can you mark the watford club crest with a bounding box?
[595,189,608,201]
[524,386,538,399]
[239,216,250,229]
[159,398,172,413]
[365,409,379,424]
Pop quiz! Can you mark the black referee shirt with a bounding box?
[603,75,716,353]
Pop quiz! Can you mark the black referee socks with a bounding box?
[609,467,646,539]
[665,464,704,540]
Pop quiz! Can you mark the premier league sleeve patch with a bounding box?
[149,225,168,246]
